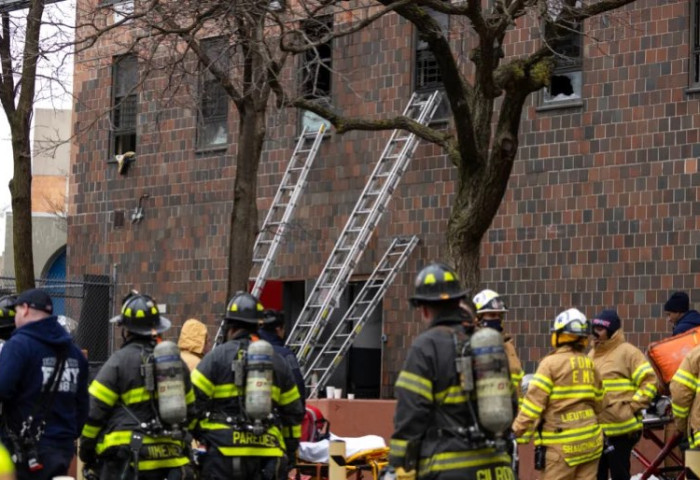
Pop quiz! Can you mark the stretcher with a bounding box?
[632,396,686,480]
[291,434,389,480]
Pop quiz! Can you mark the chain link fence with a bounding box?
[0,274,116,376]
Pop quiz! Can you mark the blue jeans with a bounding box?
[15,443,74,480]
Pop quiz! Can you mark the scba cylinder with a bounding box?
[471,328,513,436]
[245,339,274,421]
[154,340,188,425]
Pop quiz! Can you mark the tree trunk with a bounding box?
[9,124,35,291]
[226,103,265,298]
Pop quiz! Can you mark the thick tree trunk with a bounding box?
[9,126,35,291]
[227,103,265,298]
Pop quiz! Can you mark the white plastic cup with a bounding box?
[347,393,355,400]
[52,477,76,480]
[326,386,335,398]
[333,388,343,399]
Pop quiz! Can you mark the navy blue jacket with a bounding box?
[673,310,700,336]
[258,328,306,401]
[0,316,89,449]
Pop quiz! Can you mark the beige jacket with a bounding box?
[670,344,700,447]
[178,318,208,372]
[589,330,657,436]
[513,345,604,467]
[504,336,524,394]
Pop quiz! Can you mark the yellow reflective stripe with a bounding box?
[418,449,510,476]
[218,446,284,456]
[531,374,553,394]
[395,371,433,401]
[520,398,543,418]
[191,369,215,397]
[185,388,195,404]
[390,438,408,457]
[213,383,241,398]
[632,363,653,385]
[691,431,700,449]
[121,387,152,404]
[435,386,467,404]
[81,423,101,439]
[89,380,119,407]
[602,378,635,392]
[96,431,184,454]
[601,416,642,436]
[537,424,601,445]
[198,419,231,430]
[567,445,603,466]
[278,386,300,406]
[271,386,280,403]
[672,369,698,391]
[550,385,599,399]
[138,457,190,470]
[290,424,301,438]
[672,402,690,418]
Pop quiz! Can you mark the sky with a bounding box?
[0,1,75,254]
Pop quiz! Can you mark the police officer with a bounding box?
[388,263,513,480]
[473,289,524,396]
[191,292,304,480]
[512,308,604,480]
[79,292,196,480]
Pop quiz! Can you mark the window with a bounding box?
[414,8,449,120]
[300,16,332,132]
[542,20,583,105]
[111,55,138,156]
[198,38,229,149]
[692,0,700,87]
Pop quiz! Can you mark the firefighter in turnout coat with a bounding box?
[79,292,196,480]
[513,308,604,480]
[191,292,304,480]
[589,309,657,480]
[670,343,700,476]
[388,263,514,480]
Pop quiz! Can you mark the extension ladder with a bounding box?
[214,124,325,346]
[286,90,442,366]
[304,235,420,398]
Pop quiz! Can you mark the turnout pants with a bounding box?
[98,457,195,480]
[200,449,286,480]
[544,447,599,480]
[597,432,641,480]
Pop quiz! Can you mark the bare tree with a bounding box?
[0,0,73,291]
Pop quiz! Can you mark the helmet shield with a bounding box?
[551,308,590,337]
[473,289,508,315]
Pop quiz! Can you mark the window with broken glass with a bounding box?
[111,55,138,156]
[197,38,229,150]
[299,16,333,132]
[691,0,700,88]
[542,20,583,105]
[414,7,450,120]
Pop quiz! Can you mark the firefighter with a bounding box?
[670,343,700,478]
[513,308,604,480]
[388,263,513,480]
[191,292,304,480]
[79,292,196,480]
[589,309,657,480]
[472,289,524,395]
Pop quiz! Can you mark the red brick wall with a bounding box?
[70,0,699,394]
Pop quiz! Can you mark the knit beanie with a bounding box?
[592,309,621,336]
[664,291,690,313]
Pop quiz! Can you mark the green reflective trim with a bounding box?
[601,416,642,436]
[81,423,101,439]
[418,449,510,476]
[520,398,543,418]
[121,387,152,404]
[185,389,195,404]
[395,371,433,402]
[198,419,230,430]
[89,380,119,407]
[566,445,603,466]
[278,386,300,406]
[672,403,689,418]
[550,384,599,399]
[291,424,301,438]
[217,446,284,456]
[632,363,653,385]
[138,457,190,470]
[96,431,184,454]
[390,438,408,456]
[435,386,467,404]
[191,369,214,397]
[672,369,697,391]
[213,383,241,398]
[531,374,553,394]
[536,424,601,445]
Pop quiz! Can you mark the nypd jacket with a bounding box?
[389,314,512,480]
[588,330,657,437]
[191,331,304,458]
[80,337,196,471]
[0,316,89,449]
[670,344,700,447]
[512,345,604,467]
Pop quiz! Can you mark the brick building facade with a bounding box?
[70,0,699,395]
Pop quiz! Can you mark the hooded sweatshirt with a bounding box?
[177,318,208,372]
[673,309,700,336]
[0,316,89,449]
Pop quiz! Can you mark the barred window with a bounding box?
[198,38,229,149]
[111,55,138,156]
[691,0,700,87]
[414,8,449,120]
[299,16,333,132]
[543,20,583,105]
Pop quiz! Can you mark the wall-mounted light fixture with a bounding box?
[131,193,150,224]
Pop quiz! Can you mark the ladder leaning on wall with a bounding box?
[285,90,442,368]
[213,124,326,346]
[304,235,420,398]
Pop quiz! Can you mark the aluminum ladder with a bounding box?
[304,235,420,398]
[286,90,442,366]
[213,124,325,346]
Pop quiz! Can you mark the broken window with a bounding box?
[299,16,333,132]
[542,20,583,104]
[111,55,138,156]
[197,38,229,150]
[414,7,450,120]
[692,0,700,87]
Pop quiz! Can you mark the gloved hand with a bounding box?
[395,467,416,480]
[285,438,299,461]
[78,439,97,466]
[82,465,100,480]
